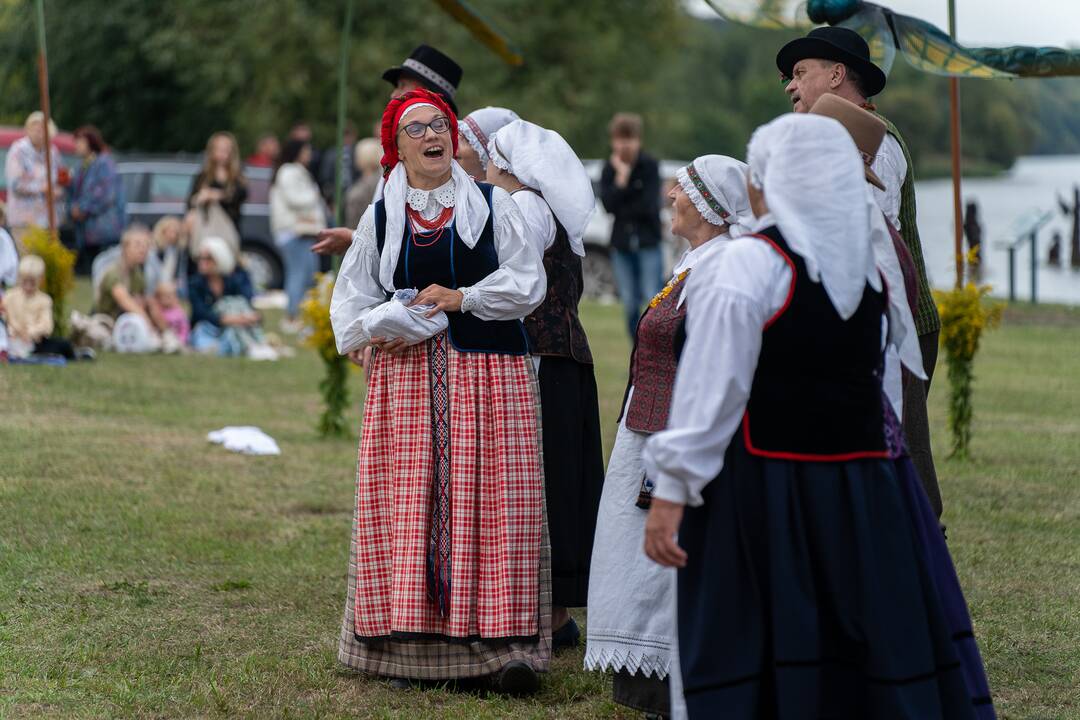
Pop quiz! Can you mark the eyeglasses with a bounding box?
[399,116,451,139]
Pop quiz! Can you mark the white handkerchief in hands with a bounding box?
[364,288,449,346]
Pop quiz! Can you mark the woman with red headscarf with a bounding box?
[330,90,550,694]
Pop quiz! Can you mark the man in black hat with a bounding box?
[311,44,464,257]
[777,26,945,520]
[382,43,463,114]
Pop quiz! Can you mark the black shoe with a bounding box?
[552,616,580,652]
[389,677,410,690]
[494,661,539,696]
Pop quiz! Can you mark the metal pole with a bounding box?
[34,0,55,236]
[1007,246,1015,302]
[332,0,354,274]
[1030,231,1038,304]
[948,0,963,288]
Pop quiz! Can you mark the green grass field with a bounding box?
[1,285,1078,719]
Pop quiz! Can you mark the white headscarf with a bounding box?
[201,235,236,275]
[459,107,520,171]
[487,119,594,257]
[747,113,881,319]
[675,155,755,237]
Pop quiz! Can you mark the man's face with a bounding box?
[391,77,424,99]
[785,59,838,113]
[611,135,640,164]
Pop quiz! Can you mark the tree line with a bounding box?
[1,0,1076,176]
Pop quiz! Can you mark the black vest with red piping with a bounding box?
[742,225,888,460]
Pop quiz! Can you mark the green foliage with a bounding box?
[933,273,1003,459]
[1,1,1078,170]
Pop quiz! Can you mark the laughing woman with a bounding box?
[330,89,551,694]
[584,155,755,718]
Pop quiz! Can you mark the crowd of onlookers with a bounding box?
[1,109,387,364]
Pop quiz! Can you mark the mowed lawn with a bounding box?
[1,282,1078,719]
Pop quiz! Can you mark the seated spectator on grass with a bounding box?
[154,280,190,346]
[92,225,164,301]
[0,201,18,289]
[188,236,272,358]
[1,255,75,359]
[95,226,154,320]
[95,225,170,353]
[151,216,188,294]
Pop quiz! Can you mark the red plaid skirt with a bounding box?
[353,334,544,640]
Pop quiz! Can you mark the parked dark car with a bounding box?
[117,157,283,289]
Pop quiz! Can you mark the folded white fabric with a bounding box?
[207,426,281,456]
[363,288,448,346]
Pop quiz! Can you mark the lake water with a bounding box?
[916,154,1080,305]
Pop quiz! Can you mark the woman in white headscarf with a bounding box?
[642,114,990,719]
[456,106,520,180]
[484,119,603,650]
[330,89,550,694]
[582,154,754,717]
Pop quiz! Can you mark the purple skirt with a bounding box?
[894,455,996,719]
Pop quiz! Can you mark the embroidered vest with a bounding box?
[876,112,941,336]
[517,190,593,364]
[374,182,530,355]
[742,226,888,459]
[622,271,689,433]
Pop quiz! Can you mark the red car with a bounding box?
[0,125,80,204]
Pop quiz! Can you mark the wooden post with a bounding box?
[34,0,55,236]
[948,0,963,288]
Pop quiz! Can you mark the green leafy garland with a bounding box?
[301,273,351,438]
[932,254,1003,458]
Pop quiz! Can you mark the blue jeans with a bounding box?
[611,245,665,337]
[282,234,319,319]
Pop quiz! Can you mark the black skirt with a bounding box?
[536,356,605,607]
[676,431,988,719]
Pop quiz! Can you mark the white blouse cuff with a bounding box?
[459,285,481,314]
[652,475,692,506]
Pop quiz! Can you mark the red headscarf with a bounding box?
[379,88,459,177]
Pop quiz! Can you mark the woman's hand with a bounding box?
[370,336,409,355]
[411,284,463,318]
[70,205,85,221]
[644,498,688,568]
[347,346,371,370]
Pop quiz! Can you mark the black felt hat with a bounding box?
[383,44,463,114]
[776,26,887,97]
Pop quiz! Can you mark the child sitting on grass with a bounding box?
[154,280,190,346]
[1,255,76,359]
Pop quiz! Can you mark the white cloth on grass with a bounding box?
[207,426,281,456]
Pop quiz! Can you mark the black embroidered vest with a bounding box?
[517,190,593,364]
[742,226,888,459]
[374,182,530,355]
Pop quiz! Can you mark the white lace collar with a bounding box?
[406,178,456,213]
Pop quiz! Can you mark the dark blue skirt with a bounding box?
[676,433,993,719]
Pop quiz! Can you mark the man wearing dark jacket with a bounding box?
[600,113,663,337]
